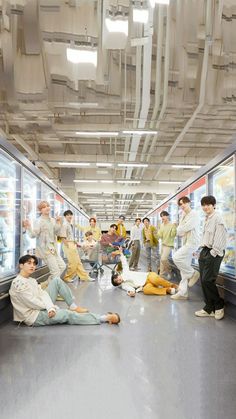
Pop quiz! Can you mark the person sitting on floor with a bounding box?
[111,248,178,297]
[80,231,98,259]
[9,254,120,327]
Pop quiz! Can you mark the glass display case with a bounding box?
[208,158,235,276]
[0,151,21,279]
[189,177,206,264]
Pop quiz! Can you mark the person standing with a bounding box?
[60,210,95,282]
[171,196,200,300]
[77,217,101,241]
[116,215,127,238]
[23,201,66,281]
[157,211,177,277]
[142,217,158,271]
[195,196,227,320]
[129,218,142,271]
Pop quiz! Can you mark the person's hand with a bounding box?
[118,246,123,253]
[48,309,56,318]
[55,215,62,224]
[127,291,135,297]
[22,219,31,229]
[62,239,69,247]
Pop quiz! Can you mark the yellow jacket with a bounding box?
[116,223,127,238]
[142,225,158,247]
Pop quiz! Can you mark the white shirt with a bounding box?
[177,209,200,248]
[119,254,148,294]
[9,274,55,326]
[201,212,227,257]
[130,224,143,242]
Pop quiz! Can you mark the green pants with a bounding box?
[34,277,101,327]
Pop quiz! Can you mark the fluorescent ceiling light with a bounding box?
[105,18,128,36]
[118,163,148,168]
[66,48,97,66]
[150,0,170,7]
[171,164,202,169]
[100,180,114,183]
[159,181,181,184]
[73,180,98,183]
[117,180,141,184]
[122,130,158,135]
[58,162,91,167]
[76,131,119,137]
[133,9,149,24]
[96,163,113,167]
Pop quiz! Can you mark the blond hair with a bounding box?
[37,200,50,211]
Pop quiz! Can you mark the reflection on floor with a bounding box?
[0,266,235,419]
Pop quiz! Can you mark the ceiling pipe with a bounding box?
[153,0,212,180]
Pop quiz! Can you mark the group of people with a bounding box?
[9,193,227,329]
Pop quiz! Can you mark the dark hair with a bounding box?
[160,211,169,217]
[64,210,73,217]
[119,215,125,220]
[177,196,190,206]
[111,271,120,286]
[19,254,38,265]
[142,217,150,223]
[89,217,96,223]
[85,230,93,237]
[110,224,118,230]
[135,218,142,222]
[201,195,216,206]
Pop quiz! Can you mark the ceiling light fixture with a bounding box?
[133,9,149,24]
[150,0,170,7]
[117,180,141,184]
[118,163,148,168]
[76,131,119,137]
[171,164,202,169]
[105,18,128,36]
[66,48,97,66]
[59,162,91,166]
[122,130,158,135]
[73,180,98,183]
[100,180,114,183]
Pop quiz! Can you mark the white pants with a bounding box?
[173,245,195,297]
[44,253,66,282]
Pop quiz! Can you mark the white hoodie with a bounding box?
[9,275,54,326]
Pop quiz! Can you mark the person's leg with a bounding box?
[145,243,152,270]
[200,249,224,313]
[44,253,65,281]
[173,245,195,297]
[134,241,141,269]
[45,277,74,305]
[160,245,172,275]
[63,242,77,281]
[129,241,138,268]
[34,309,101,326]
[143,272,174,295]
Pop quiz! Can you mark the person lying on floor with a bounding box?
[111,248,178,297]
[9,254,120,327]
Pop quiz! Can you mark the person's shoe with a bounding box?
[170,293,188,300]
[215,308,224,320]
[195,309,215,317]
[106,312,120,325]
[188,270,200,287]
[56,294,65,301]
[136,286,143,293]
[171,283,179,290]
[71,306,89,314]
[170,288,176,295]
[129,267,135,271]
[88,276,96,282]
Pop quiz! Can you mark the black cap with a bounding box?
[119,215,126,220]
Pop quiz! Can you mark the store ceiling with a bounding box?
[0,0,236,220]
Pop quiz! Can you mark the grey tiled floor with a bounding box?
[0,269,235,419]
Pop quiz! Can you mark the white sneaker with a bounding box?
[195,309,215,317]
[170,293,188,300]
[87,276,96,282]
[188,270,200,287]
[215,308,224,320]
[136,286,143,293]
[170,288,176,295]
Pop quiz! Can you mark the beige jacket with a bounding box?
[9,274,54,326]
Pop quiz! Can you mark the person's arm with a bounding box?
[14,282,54,312]
[170,224,177,238]
[120,253,130,275]
[120,282,136,296]
[177,213,198,236]
[157,226,163,240]
[210,223,227,257]
[23,219,40,238]
[54,217,63,235]
[76,224,86,232]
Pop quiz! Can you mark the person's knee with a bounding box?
[52,277,63,287]
[143,286,150,295]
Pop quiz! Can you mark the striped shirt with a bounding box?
[201,211,227,257]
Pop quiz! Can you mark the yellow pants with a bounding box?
[143,272,174,295]
[63,242,89,281]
